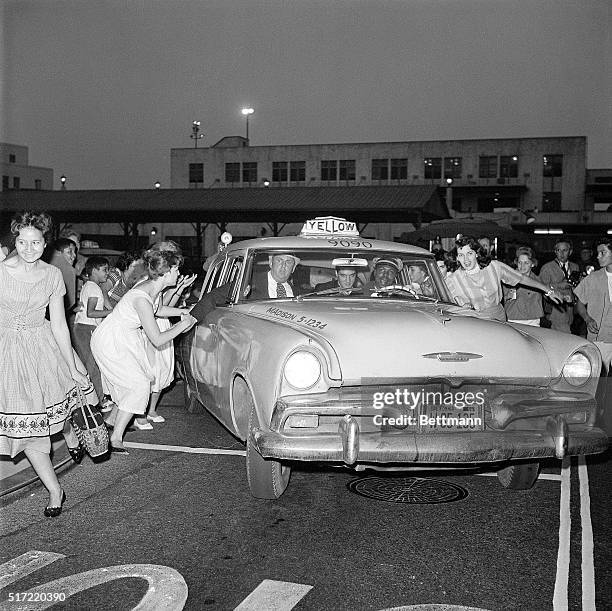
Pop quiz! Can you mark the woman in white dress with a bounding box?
[91,250,196,453]
[133,241,196,429]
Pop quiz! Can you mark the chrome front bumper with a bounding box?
[251,387,608,466]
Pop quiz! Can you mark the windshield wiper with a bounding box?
[298,287,364,299]
[371,285,439,302]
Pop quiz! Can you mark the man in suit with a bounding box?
[249,253,304,299]
[315,264,359,295]
[539,239,579,333]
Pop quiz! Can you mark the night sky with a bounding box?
[3,0,610,190]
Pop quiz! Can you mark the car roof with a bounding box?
[222,235,434,256]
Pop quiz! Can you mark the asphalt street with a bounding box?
[0,382,610,611]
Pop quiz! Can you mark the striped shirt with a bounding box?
[447,260,524,313]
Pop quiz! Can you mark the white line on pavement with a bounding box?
[123,442,246,456]
[476,471,561,482]
[553,457,571,611]
[234,579,313,611]
[578,456,596,611]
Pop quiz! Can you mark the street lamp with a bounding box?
[190,120,204,148]
[60,175,67,190]
[154,181,161,190]
[241,107,254,141]
[445,177,453,210]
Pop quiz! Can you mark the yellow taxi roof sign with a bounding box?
[300,216,359,237]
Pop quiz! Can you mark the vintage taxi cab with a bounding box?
[178,217,608,498]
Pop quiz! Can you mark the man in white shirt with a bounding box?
[264,253,301,298]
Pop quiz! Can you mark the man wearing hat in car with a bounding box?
[248,253,305,299]
[364,257,403,293]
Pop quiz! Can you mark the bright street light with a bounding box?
[241,107,254,141]
[190,120,204,148]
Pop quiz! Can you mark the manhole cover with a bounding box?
[347,476,469,504]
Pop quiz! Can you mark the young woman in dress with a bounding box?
[446,235,563,322]
[91,249,196,452]
[0,211,89,517]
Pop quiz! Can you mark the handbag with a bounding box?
[69,387,110,457]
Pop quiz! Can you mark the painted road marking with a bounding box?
[553,457,571,611]
[234,580,313,611]
[124,442,246,456]
[0,551,64,590]
[578,456,595,611]
[476,471,561,482]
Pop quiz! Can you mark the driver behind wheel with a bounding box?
[364,257,403,293]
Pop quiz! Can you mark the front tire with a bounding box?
[497,462,540,489]
[246,401,291,499]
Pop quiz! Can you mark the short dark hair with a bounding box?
[115,250,143,272]
[143,249,184,280]
[453,235,489,268]
[10,211,54,242]
[84,256,109,276]
[53,237,76,253]
[596,237,612,252]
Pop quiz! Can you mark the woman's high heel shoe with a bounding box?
[67,443,85,464]
[44,490,66,518]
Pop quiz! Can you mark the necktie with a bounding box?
[276,282,287,297]
[561,262,569,280]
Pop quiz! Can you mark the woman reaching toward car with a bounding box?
[446,235,563,322]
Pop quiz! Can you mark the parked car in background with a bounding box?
[177,217,608,499]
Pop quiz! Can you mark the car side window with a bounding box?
[223,256,244,302]
[204,259,226,293]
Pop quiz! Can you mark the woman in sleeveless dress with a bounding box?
[0,212,89,516]
[91,249,196,452]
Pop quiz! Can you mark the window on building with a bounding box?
[2,176,9,190]
[542,192,562,212]
[479,156,497,178]
[35,179,42,190]
[290,161,305,182]
[9,154,16,163]
[543,155,563,177]
[12,177,20,190]
[423,157,441,179]
[321,160,337,181]
[372,159,389,180]
[242,162,258,183]
[272,162,288,182]
[225,163,240,183]
[390,158,408,180]
[500,155,519,178]
[444,157,462,179]
[339,160,356,181]
[189,163,204,183]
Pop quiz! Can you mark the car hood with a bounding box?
[244,299,552,381]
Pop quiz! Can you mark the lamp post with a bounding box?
[190,120,204,148]
[241,107,254,141]
[445,177,453,211]
[154,181,161,190]
[60,175,67,190]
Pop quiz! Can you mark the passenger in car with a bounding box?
[249,253,303,299]
[407,264,435,297]
[364,257,403,292]
[315,264,359,295]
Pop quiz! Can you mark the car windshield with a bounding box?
[240,249,450,302]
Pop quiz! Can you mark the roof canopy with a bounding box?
[1,185,448,226]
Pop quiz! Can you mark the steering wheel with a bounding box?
[372,284,420,299]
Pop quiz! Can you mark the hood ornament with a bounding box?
[423,352,483,362]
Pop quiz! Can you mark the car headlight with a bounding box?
[284,351,322,390]
[562,352,592,386]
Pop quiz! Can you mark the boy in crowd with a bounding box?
[73,256,115,411]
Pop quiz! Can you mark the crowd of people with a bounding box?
[1,210,611,518]
[0,211,197,517]
[430,234,612,372]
